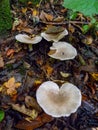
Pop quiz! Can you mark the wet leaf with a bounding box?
[15,113,53,130]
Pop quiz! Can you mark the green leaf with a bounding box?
[82,25,90,34]
[0,110,5,122]
[68,10,78,20]
[63,0,98,17]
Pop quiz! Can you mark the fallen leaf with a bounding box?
[11,104,38,119]
[25,96,42,113]
[40,10,53,22]
[42,63,53,77]
[15,20,33,34]
[82,35,93,45]
[45,26,65,34]
[90,73,98,81]
[60,72,71,78]
[21,7,27,14]
[32,9,39,16]
[53,16,65,22]
[15,113,53,130]
[3,77,21,96]
[0,56,4,68]
[6,49,15,57]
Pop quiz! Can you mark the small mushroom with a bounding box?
[15,34,42,44]
[36,81,81,117]
[41,26,68,42]
[48,41,77,60]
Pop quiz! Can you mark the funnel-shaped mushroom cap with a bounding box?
[41,26,68,42]
[36,81,81,117]
[48,42,77,60]
[15,34,42,44]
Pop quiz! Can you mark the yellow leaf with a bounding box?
[3,77,21,96]
[15,83,21,88]
[4,77,15,88]
[32,9,39,16]
[21,7,27,14]
[90,73,98,81]
[11,104,38,119]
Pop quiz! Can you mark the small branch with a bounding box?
[40,20,90,25]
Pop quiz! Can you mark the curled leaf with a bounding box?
[11,104,38,119]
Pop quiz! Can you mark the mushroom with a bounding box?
[41,26,68,42]
[15,34,42,44]
[48,41,77,60]
[36,81,81,117]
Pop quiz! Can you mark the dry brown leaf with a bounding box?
[6,49,15,57]
[45,26,65,34]
[53,16,65,22]
[14,20,33,34]
[25,96,42,113]
[11,104,38,119]
[40,10,53,22]
[82,35,93,45]
[0,56,4,68]
[15,113,53,130]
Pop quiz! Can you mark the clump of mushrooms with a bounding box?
[15,34,42,44]
[41,26,68,42]
[48,41,77,60]
[36,81,81,117]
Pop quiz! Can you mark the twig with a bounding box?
[40,20,90,25]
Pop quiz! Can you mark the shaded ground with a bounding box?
[0,1,98,130]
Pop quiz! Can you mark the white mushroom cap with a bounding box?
[41,29,68,42]
[15,34,42,44]
[36,81,81,117]
[48,42,77,60]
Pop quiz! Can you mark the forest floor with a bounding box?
[0,1,98,130]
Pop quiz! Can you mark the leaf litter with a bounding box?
[0,0,98,130]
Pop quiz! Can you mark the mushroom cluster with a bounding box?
[36,81,81,117]
[15,26,81,118]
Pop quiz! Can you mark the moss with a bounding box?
[0,0,12,34]
[19,0,40,5]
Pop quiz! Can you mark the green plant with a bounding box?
[0,110,5,122]
[63,0,98,17]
